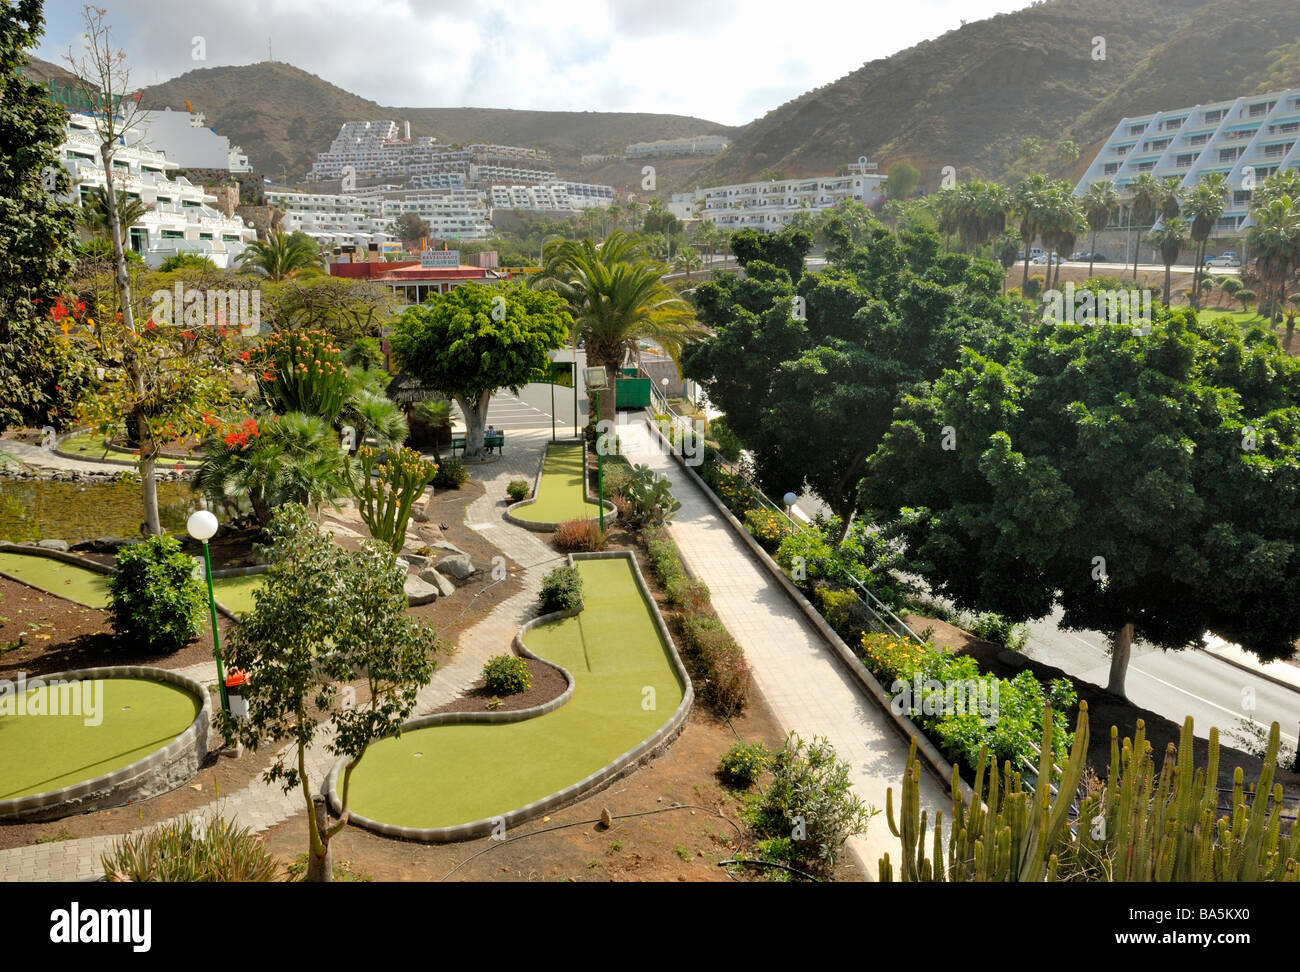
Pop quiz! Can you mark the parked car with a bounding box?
[1030,253,1061,265]
[1205,252,1241,268]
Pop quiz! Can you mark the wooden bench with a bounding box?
[450,433,505,457]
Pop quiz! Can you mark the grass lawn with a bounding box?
[510,442,606,525]
[0,677,202,801]
[0,551,263,616]
[344,557,686,831]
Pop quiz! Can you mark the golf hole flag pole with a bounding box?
[187,510,229,714]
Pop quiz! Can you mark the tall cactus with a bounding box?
[881,703,1300,882]
[354,446,436,553]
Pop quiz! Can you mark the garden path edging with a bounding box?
[502,438,616,532]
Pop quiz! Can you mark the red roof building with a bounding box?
[329,258,506,305]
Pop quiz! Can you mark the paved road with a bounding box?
[1023,610,1299,746]
[450,384,589,438]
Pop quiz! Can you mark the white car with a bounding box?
[1029,253,1060,265]
[1205,253,1241,268]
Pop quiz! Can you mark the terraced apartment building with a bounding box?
[1075,87,1300,235]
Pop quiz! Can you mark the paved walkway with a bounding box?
[617,417,948,877]
[0,430,560,882]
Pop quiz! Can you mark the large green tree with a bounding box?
[391,281,570,459]
[683,218,1020,537]
[0,0,86,434]
[862,310,1300,698]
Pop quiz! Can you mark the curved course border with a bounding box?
[325,549,694,841]
[0,665,212,822]
[503,438,616,533]
[52,429,201,469]
[0,542,263,622]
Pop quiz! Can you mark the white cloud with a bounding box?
[35,0,1034,125]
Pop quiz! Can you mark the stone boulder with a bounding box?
[437,554,476,580]
[404,573,440,606]
[36,539,69,552]
[419,568,457,597]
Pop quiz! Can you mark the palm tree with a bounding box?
[1082,180,1120,280]
[1148,216,1188,307]
[1183,173,1228,310]
[1246,194,1300,333]
[534,231,705,422]
[238,230,323,281]
[1040,190,1086,291]
[79,184,150,244]
[931,187,961,250]
[341,390,408,451]
[1126,173,1162,280]
[672,246,703,282]
[192,412,353,525]
[1012,174,1057,292]
[1157,177,1185,221]
[952,179,1010,253]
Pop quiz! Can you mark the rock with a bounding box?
[599,807,613,829]
[37,539,69,552]
[93,536,130,552]
[419,568,456,597]
[437,554,476,580]
[431,540,467,557]
[400,554,431,569]
[403,574,440,606]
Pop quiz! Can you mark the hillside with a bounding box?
[692,0,1300,190]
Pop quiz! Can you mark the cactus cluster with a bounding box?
[881,701,1300,882]
[354,445,436,553]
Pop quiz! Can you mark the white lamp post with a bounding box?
[783,492,799,517]
[187,510,229,714]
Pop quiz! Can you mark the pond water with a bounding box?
[0,478,198,545]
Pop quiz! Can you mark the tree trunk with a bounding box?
[1088,228,1097,281]
[457,391,492,461]
[1132,231,1143,281]
[1164,265,1172,307]
[1107,622,1135,698]
[306,794,332,883]
[1022,246,1031,292]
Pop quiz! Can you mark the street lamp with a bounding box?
[584,366,609,531]
[783,492,799,518]
[187,510,229,714]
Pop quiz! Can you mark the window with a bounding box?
[199,233,213,240]
[182,199,200,208]
[156,195,172,204]
[162,230,184,239]
[222,234,240,242]
[1204,109,1224,124]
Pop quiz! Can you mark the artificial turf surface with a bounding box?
[511,443,606,524]
[0,552,112,607]
[344,557,686,831]
[0,551,263,615]
[0,677,202,801]
[56,432,203,467]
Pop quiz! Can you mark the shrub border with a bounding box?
[503,439,616,533]
[641,415,971,803]
[324,549,694,842]
[0,665,212,822]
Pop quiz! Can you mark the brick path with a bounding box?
[615,418,948,877]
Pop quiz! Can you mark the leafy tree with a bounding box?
[1246,193,1300,327]
[1017,137,1044,160]
[261,275,397,339]
[862,311,1300,698]
[684,217,1020,538]
[1056,139,1080,165]
[393,212,429,244]
[391,281,570,459]
[729,227,813,283]
[0,0,88,435]
[886,159,921,200]
[222,504,443,882]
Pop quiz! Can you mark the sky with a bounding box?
[34,0,1034,126]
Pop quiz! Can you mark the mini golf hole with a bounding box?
[413,752,424,758]
[121,705,131,711]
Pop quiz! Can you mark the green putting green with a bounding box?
[0,551,264,617]
[212,574,265,616]
[511,443,606,524]
[57,432,204,467]
[0,677,202,801]
[345,557,685,831]
[0,552,111,607]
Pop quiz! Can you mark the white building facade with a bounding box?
[625,135,729,159]
[688,169,888,232]
[129,108,252,172]
[1075,88,1300,235]
[58,114,256,268]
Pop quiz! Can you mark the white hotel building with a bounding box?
[688,166,888,232]
[1075,87,1300,235]
[625,135,729,159]
[266,187,494,244]
[57,114,256,268]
